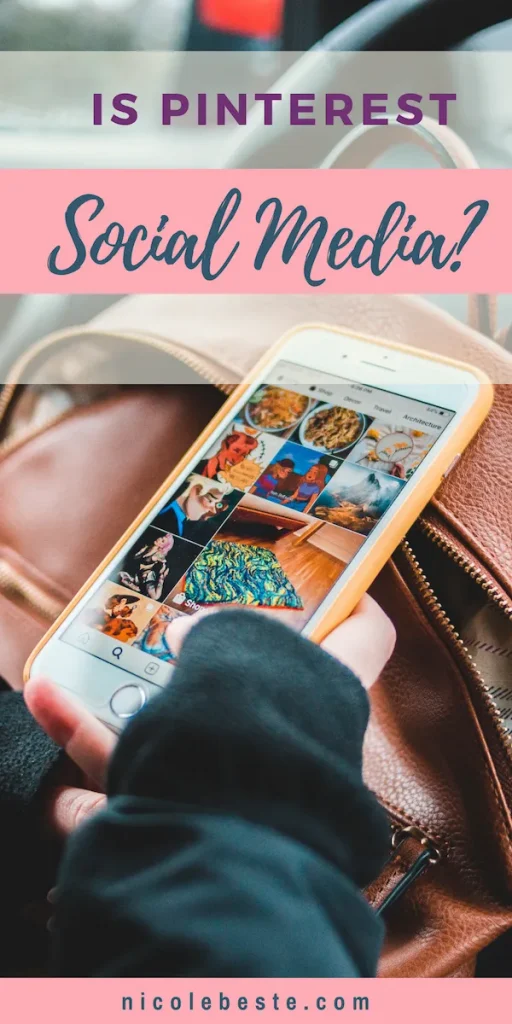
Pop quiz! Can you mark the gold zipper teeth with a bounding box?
[136,334,234,395]
[0,559,64,623]
[401,536,512,754]
[0,332,235,461]
[0,326,234,446]
[0,381,17,423]
[419,518,512,618]
[0,326,235,401]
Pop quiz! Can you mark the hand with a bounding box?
[24,679,115,837]
[164,594,395,692]
[24,595,395,838]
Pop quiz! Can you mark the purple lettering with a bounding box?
[162,93,189,125]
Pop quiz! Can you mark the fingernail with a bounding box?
[47,887,58,905]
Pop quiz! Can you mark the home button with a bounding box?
[110,684,146,719]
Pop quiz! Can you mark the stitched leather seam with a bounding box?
[367,853,409,904]
[378,797,446,849]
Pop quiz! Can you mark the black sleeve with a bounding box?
[0,685,62,898]
[0,683,63,975]
[53,611,390,978]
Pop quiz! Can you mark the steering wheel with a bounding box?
[225,0,511,168]
[316,0,511,51]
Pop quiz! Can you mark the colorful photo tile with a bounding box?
[289,402,372,456]
[164,493,363,632]
[250,441,342,514]
[153,472,243,546]
[241,383,313,438]
[346,421,436,479]
[133,605,186,664]
[75,580,159,645]
[113,526,202,603]
[194,419,283,491]
[311,462,405,536]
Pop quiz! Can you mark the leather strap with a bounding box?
[321,117,497,341]
[320,117,478,171]
[468,295,498,340]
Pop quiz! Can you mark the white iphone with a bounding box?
[26,324,493,730]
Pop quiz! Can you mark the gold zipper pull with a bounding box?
[391,824,441,865]
[370,825,441,918]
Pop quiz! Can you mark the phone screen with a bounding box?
[61,360,454,686]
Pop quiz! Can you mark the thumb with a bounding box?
[48,785,107,838]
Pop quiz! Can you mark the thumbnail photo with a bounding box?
[115,526,201,602]
[195,419,283,490]
[250,441,342,514]
[241,383,314,438]
[133,604,185,664]
[347,422,435,479]
[164,493,363,631]
[290,402,371,456]
[75,580,159,644]
[153,472,243,545]
[312,463,404,535]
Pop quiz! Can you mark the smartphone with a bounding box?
[25,324,493,729]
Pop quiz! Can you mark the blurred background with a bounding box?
[0,1,510,977]
[1,0,511,53]
[0,0,282,50]
[0,0,512,360]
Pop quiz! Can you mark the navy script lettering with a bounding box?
[46,190,489,284]
[47,189,242,280]
[254,198,489,286]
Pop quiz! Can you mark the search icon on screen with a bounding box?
[112,647,123,660]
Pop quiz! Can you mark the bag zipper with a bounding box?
[0,325,236,620]
[0,326,235,463]
[372,523,512,908]
[0,379,17,427]
[420,516,512,619]
[375,825,441,916]
[0,558,64,623]
[0,325,235,400]
[401,532,512,757]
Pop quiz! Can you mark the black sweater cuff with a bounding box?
[0,686,63,905]
[108,610,390,888]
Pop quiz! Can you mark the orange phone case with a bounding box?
[24,322,493,680]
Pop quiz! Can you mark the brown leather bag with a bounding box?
[1,294,511,979]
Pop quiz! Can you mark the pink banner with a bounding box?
[1,978,511,1022]
[0,169,508,292]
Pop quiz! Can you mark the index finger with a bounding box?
[321,594,396,690]
[24,677,115,788]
